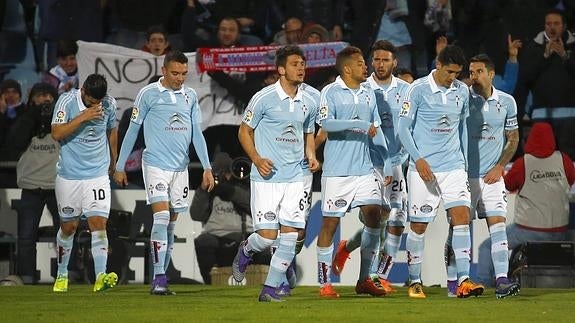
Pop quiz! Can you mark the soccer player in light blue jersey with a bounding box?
[316,46,389,298]
[51,74,119,293]
[232,45,319,302]
[274,82,321,297]
[114,51,215,295]
[444,54,520,298]
[331,40,410,294]
[397,45,484,298]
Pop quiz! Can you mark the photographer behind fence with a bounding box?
[4,82,60,284]
[191,152,269,284]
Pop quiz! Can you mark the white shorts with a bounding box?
[407,168,471,223]
[143,164,189,213]
[251,180,307,230]
[383,165,408,227]
[55,175,111,221]
[321,172,383,217]
[470,177,507,219]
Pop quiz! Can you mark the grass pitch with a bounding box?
[1,284,574,322]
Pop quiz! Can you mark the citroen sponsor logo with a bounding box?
[166,113,187,131]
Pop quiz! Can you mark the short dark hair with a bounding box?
[545,8,566,25]
[146,25,168,41]
[336,46,363,74]
[469,54,495,72]
[83,74,107,100]
[57,40,78,58]
[394,67,414,78]
[371,40,396,57]
[275,45,305,68]
[163,51,188,67]
[437,45,467,67]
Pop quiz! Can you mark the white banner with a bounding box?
[76,41,243,130]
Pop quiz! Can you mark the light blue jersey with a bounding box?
[125,80,202,172]
[397,70,470,172]
[467,86,518,178]
[242,81,316,183]
[367,74,410,168]
[52,89,116,180]
[318,76,381,177]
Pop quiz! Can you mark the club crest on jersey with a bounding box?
[399,101,410,117]
[184,93,190,105]
[55,110,65,123]
[243,109,253,123]
[301,104,308,114]
[131,107,139,121]
[395,92,401,104]
[496,101,502,113]
[319,105,328,120]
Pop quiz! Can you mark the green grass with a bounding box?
[1,284,575,322]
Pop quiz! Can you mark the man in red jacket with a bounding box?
[476,122,575,285]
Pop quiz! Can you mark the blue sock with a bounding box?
[445,226,457,281]
[164,221,176,271]
[264,232,297,288]
[360,226,380,281]
[91,230,108,275]
[150,211,169,277]
[346,228,362,253]
[452,225,471,284]
[317,244,333,286]
[406,230,424,284]
[489,222,509,280]
[56,229,74,276]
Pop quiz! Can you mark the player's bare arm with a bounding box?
[415,158,434,182]
[484,129,519,184]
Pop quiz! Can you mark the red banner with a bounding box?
[196,42,348,72]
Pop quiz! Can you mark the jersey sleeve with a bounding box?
[132,87,152,125]
[242,91,265,129]
[504,94,519,130]
[51,92,73,125]
[104,95,117,129]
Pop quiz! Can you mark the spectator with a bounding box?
[0,79,25,146]
[11,82,60,284]
[141,25,171,56]
[272,17,303,45]
[477,122,575,284]
[44,40,79,95]
[514,8,575,160]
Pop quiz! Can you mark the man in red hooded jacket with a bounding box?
[476,122,575,285]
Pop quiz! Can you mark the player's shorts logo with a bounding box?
[334,198,347,208]
[61,206,74,215]
[155,183,167,192]
[263,211,276,221]
[243,109,253,123]
[131,107,139,121]
[420,204,433,213]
